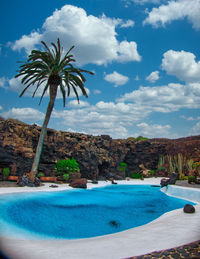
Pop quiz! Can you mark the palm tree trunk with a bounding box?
[29,85,58,182]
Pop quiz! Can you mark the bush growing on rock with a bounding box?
[55,158,80,175]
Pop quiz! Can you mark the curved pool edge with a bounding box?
[0,179,200,259]
[161,184,200,203]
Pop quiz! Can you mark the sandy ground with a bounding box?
[0,178,200,259]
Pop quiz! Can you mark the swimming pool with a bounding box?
[0,185,195,239]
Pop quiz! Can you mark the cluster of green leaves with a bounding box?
[118,162,128,178]
[149,170,155,176]
[157,166,165,171]
[3,168,10,177]
[136,136,148,142]
[55,158,80,175]
[188,175,195,183]
[37,172,45,178]
[130,172,144,180]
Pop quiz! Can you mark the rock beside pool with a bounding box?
[69,178,87,189]
[183,204,195,213]
[17,175,40,187]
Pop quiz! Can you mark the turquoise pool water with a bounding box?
[0,185,195,239]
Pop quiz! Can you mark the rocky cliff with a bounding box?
[0,117,199,179]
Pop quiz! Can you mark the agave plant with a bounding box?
[15,38,94,182]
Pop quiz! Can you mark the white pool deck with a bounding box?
[0,178,200,259]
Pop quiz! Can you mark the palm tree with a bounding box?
[15,38,94,183]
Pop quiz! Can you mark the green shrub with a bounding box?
[136,136,148,142]
[37,172,45,178]
[149,170,155,176]
[157,166,165,171]
[55,158,80,175]
[118,162,128,177]
[131,172,144,180]
[179,175,188,180]
[63,173,70,181]
[188,175,195,183]
[3,168,10,177]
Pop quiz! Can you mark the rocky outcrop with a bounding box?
[69,178,87,189]
[0,117,199,179]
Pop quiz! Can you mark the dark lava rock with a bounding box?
[183,204,195,213]
[69,178,87,189]
[17,175,40,187]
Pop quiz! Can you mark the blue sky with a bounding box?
[0,0,200,139]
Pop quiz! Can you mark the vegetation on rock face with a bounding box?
[130,172,144,180]
[118,162,128,178]
[15,38,94,183]
[55,158,80,177]
[3,168,10,177]
[136,136,148,142]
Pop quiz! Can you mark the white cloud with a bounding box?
[104,71,129,87]
[120,19,135,28]
[0,108,45,122]
[0,77,8,89]
[136,122,171,137]
[162,50,200,83]
[146,70,159,82]
[93,89,101,95]
[180,115,200,121]
[117,82,200,112]
[0,105,2,111]
[135,75,140,81]
[132,0,163,5]
[68,100,90,108]
[143,0,200,30]
[51,100,148,139]
[190,121,200,135]
[11,5,141,65]
[122,0,164,7]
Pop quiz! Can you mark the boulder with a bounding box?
[69,178,87,189]
[183,204,195,213]
[17,175,40,187]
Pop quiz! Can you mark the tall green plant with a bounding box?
[167,155,176,173]
[186,159,193,171]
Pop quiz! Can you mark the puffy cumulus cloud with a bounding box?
[162,50,200,83]
[104,71,129,87]
[146,70,159,83]
[136,122,171,137]
[68,100,90,108]
[0,107,45,122]
[143,0,200,30]
[51,100,151,138]
[12,32,42,54]
[117,82,200,112]
[190,121,200,135]
[11,5,140,65]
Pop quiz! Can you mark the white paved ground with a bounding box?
[0,178,200,259]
